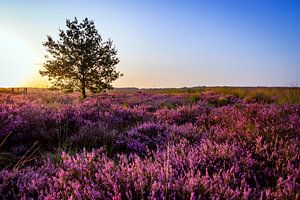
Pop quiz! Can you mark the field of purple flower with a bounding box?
[0,91,299,199]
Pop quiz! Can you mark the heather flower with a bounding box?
[0,92,298,199]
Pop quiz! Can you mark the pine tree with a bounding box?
[40,17,122,98]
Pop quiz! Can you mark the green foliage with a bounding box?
[159,102,176,109]
[40,17,122,98]
[139,87,300,104]
[245,92,275,103]
[207,96,230,107]
[186,94,200,104]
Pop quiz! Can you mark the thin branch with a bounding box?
[18,146,41,168]
[14,141,39,169]
[0,131,13,148]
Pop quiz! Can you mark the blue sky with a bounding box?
[0,0,299,87]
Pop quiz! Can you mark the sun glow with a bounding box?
[21,71,49,88]
[0,30,42,87]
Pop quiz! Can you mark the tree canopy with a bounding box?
[40,17,122,98]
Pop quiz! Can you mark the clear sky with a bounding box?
[0,0,299,88]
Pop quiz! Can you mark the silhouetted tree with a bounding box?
[40,17,121,98]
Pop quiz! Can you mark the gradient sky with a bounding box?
[0,0,299,88]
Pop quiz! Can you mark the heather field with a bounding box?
[0,91,299,199]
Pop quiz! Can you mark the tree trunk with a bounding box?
[81,76,87,98]
[82,87,87,98]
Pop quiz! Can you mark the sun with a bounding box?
[0,30,38,87]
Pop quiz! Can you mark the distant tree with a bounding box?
[40,17,122,98]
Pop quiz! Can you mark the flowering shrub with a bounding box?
[116,122,169,154]
[104,104,152,131]
[154,104,205,125]
[0,92,299,199]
